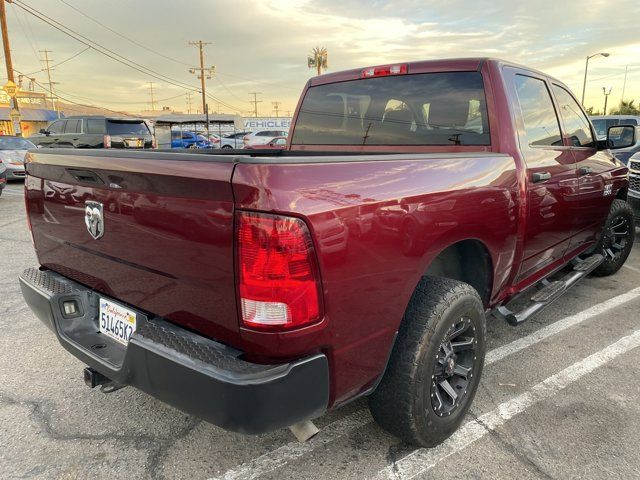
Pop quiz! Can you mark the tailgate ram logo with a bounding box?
[84,201,104,240]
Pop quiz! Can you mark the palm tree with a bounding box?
[611,99,640,115]
[307,47,328,76]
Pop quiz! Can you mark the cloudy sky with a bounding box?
[4,0,640,116]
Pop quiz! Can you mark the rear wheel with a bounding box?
[222,145,232,149]
[369,277,486,446]
[592,199,635,277]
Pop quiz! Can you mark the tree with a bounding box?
[585,106,602,116]
[307,47,328,76]
[610,100,640,116]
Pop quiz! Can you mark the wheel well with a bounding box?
[424,240,493,306]
[616,187,628,200]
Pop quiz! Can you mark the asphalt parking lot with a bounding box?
[1,181,640,480]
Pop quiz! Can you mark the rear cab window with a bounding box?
[291,71,490,146]
[513,74,562,147]
[106,120,150,136]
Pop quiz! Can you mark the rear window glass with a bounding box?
[106,121,150,135]
[291,72,490,146]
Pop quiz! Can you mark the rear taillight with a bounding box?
[103,135,112,148]
[236,211,322,330]
[151,135,157,149]
[361,63,408,78]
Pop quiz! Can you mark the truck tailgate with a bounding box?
[25,150,239,344]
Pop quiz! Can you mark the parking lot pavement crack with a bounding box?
[0,389,202,480]
[470,409,561,479]
[0,390,162,449]
[145,417,202,480]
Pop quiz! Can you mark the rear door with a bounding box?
[550,84,613,250]
[506,69,579,280]
[60,119,81,147]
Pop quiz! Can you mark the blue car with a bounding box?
[171,131,211,149]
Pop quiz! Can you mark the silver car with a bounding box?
[0,136,35,180]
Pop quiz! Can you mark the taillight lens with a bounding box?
[361,63,408,78]
[151,135,157,149]
[236,211,322,330]
[103,135,112,148]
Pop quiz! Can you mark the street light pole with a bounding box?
[581,52,610,106]
[602,86,612,115]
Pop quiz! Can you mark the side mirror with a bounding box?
[607,125,636,149]
[39,129,48,135]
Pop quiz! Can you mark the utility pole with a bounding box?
[621,66,629,103]
[0,0,21,135]
[272,101,281,118]
[40,50,59,117]
[249,92,262,118]
[148,82,156,111]
[185,91,193,114]
[188,40,214,116]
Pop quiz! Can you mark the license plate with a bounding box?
[99,298,137,345]
[125,139,143,148]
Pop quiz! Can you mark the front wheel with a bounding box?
[369,277,486,447]
[592,199,635,277]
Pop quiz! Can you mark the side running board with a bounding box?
[494,254,604,326]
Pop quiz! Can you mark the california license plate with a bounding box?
[99,298,137,345]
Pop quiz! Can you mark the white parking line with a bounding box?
[211,287,640,480]
[624,264,640,274]
[212,409,371,480]
[485,287,640,365]
[2,189,24,196]
[374,327,640,479]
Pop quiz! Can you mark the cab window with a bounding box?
[513,75,562,147]
[552,85,595,148]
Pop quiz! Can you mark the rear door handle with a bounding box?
[532,172,551,183]
[579,167,592,175]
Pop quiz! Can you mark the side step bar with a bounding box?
[494,254,604,326]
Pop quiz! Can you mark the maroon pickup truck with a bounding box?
[20,58,636,447]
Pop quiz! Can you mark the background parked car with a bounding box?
[29,116,155,149]
[0,136,35,180]
[243,136,288,150]
[0,158,6,196]
[242,129,288,148]
[220,131,250,149]
[590,115,640,140]
[171,131,211,149]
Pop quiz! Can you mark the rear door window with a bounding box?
[513,75,562,147]
[86,119,106,134]
[291,71,490,146]
[106,121,150,136]
[552,85,595,148]
[64,119,81,134]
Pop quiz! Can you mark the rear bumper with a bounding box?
[19,267,329,434]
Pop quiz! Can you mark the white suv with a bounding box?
[243,130,288,148]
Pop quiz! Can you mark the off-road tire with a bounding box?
[369,277,486,446]
[592,199,635,277]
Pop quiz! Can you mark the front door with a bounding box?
[550,84,611,250]
[507,69,579,281]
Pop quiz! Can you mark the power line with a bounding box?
[23,46,89,75]
[12,0,200,93]
[57,0,191,67]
